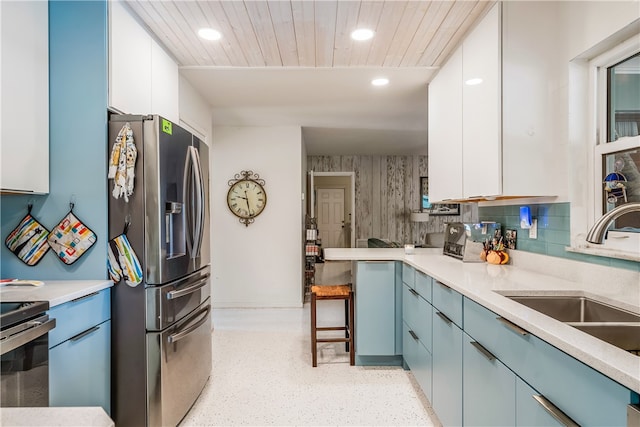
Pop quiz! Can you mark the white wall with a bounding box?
[211,126,303,307]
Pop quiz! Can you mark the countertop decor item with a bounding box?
[227,170,267,227]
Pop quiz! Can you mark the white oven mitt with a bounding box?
[108,123,137,202]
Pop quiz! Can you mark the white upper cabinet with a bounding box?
[428,2,559,202]
[461,4,501,199]
[109,1,178,122]
[428,47,463,202]
[1,1,49,194]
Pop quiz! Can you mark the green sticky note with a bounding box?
[161,119,173,135]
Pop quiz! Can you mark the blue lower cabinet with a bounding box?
[516,378,565,427]
[49,319,111,413]
[432,307,463,427]
[463,333,515,426]
[402,322,432,402]
[355,261,399,358]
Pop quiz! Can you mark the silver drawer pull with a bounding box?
[436,281,451,290]
[409,288,420,297]
[470,341,496,361]
[408,330,419,341]
[435,311,453,324]
[167,276,209,300]
[71,291,99,303]
[70,325,100,342]
[532,395,580,427]
[497,316,529,336]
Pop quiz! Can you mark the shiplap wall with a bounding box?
[308,155,475,245]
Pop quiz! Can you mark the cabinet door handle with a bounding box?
[70,325,100,342]
[409,288,420,298]
[435,311,453,324]
[470,341,496,362]
[70,291,99,303]
[532,395,580,427]
[496,316,529,336]
[408,330,419,341]
[436,281,451,290]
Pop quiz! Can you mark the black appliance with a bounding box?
[0,300,56,407]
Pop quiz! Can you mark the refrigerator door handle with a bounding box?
[184,146,204,259]
[167,304,210,344]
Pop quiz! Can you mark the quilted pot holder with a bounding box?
[48,204,97,265]
[5,204,50,266]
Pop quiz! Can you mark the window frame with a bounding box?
[589,36,640,244]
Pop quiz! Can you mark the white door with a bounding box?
[317,188,345,248]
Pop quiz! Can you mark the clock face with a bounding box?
[226,179,267,219]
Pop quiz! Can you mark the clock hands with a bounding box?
[244,191,252,216]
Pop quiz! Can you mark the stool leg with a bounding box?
[344,297,349,352]
[311,292,318,367]
[348,291,355,366]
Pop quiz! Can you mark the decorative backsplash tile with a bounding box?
[479,202,639,272]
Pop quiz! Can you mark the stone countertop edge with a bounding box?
[0,280,113,308]
[324,248,640,394]
[0,407,114,427]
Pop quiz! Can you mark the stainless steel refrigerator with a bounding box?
[108,114,211,427]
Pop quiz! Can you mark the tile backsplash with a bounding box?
[479,202,639,272]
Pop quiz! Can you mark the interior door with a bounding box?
[317,188,345,248]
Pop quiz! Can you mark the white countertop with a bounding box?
[324,247,640,393]
[1,407,114,426]
[0,280,113,307]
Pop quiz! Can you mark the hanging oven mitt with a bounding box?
[4,204,51,266]
[47,204,97,265]
[108,223,142,287]
[108,122,137,202]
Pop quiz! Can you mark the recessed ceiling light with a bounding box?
[371,78,389,86]
[465,78,483,85]
[351,28,374,41]
[198,28,222,41]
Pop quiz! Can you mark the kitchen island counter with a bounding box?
[0,280,112,307]
[324,247,640,393]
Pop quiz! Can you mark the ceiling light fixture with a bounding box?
[351,28,374,41]
[371,78,389,86]
[198,28,222,41]
[465,78,483,85]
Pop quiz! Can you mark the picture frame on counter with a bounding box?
[420,176,460,216]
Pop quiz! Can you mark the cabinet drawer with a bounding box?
[402,284,432,352]
[402,263,415,288]
[50,319,110,412]
[403,322,432,401]
[48,288,110,348]
[432,281,463,328]
[464,297,632,426]
[415,271,432,303]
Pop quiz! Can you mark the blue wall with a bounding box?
[0,1,108,280]
[479,202,639,272]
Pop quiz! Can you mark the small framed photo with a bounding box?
[505,229,517,249]
[419,176,460,216]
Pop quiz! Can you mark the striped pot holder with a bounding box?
[47,205,97,265]
[107,232,142,287]
[4,205,50,266]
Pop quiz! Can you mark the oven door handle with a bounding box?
[0,317,56,355]
[167,305,210,344]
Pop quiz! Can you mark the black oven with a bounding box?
[0,301,56,407]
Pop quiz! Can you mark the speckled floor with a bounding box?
[179,305,438,426]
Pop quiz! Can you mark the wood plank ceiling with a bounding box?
[124,0,494,69]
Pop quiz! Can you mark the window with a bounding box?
[592,38,640,250]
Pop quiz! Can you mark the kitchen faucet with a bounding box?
[585,202,640,244]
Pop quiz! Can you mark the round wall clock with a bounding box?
[226,170,267,227]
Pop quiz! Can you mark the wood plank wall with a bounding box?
[308,155,476,245]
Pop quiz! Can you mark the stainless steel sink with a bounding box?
[505,295,640,353]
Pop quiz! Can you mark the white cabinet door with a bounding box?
[462,2,501,199]
[151,42,179,123]
[428,46,463,202]
[0,1,49,194]
[108,0,151,115]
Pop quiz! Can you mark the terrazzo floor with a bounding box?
[179,304,438,426]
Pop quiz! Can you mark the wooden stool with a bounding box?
[310,284,355,367]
